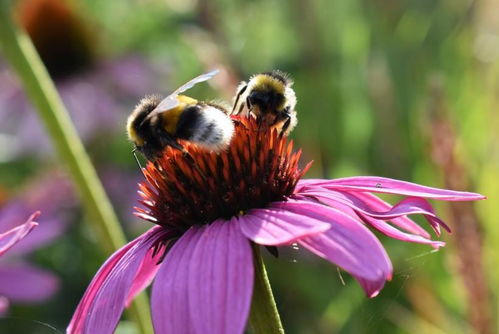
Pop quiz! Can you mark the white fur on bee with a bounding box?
[189,105,235,151]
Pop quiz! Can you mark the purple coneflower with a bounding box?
[0,173,71,315]
[0,211,37,317]
[0,211,38,316]
[68,116,484,334]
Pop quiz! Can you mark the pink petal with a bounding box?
[0,263,59,302]
[356,278,385,298]
[67,226,165,334]
[345,192,431,238]
[301,189,449,236]
[295,179,327,192]
[125,242,165,307]
[0,212,38,256]
[152,227,202,334]
[294,193,444,248]
[358,215,445,249]
[274,199,392,297]
[354,196,449,236]
[152,220,254,334]
[189,220,253,334]
[238,207,330,245]
[305,176,485,201]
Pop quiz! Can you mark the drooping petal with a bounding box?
[358,215,445,249]
[0,263,59,301]
[297,187,429,237]
[294,193,445,248]
[68,238,141,334]
[274,199,392,297]
[125,241,166,307]
[356,195,449,236]
[301,189,449,236]
[344,192,431,237]
[67,226,166,334]
[0,212,38,256]
[304,176,485,201]
[152,220,254,334]
[238,208,330,245]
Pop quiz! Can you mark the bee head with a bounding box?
[126,95,161,146]
[248,88,285,114]
[248,72,290,113]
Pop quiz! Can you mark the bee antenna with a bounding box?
[132,148,147,178]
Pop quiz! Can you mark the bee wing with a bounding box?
[145,69,220,120]
[150,95,180,116]
[173,69,219,95]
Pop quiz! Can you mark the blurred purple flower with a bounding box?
[0,0,168,159]
[67,118,485,334]
[0,210,38,318]
[0,209,59,317]
[0,55,164,159]
[0,173,73,314]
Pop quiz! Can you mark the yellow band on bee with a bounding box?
[163,95,198,134]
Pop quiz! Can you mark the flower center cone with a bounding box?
[135,116,312,233]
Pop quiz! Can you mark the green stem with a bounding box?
[0,4,152,334]
[249,244,285,334]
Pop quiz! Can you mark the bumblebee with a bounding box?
[232,70,297,135]
[127,70,235,161]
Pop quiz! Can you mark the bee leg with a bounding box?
[271,108,292,136]
[232,84,248,115]
[237,101,245,115]
[235,95,252,118]
[280,115,292,136]
[246,96,253,113]
[256,113,265,132]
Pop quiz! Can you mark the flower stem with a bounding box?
[0,4,152,334]
[249,244,285,333]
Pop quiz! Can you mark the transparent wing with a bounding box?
[152,95,179,115]
[146,69,220,119]
[173,69,219,95]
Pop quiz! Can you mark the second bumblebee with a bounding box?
[232,70,297,135]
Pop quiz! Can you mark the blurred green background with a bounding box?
[0,0,497,333]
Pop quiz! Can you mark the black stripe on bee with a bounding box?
[176,105,202,140]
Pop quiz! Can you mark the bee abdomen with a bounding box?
[177,105,234,151]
